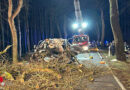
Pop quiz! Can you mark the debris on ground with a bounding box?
[111,59,117,62]
[89,56,93,59]
[31,38,80,64]
[99,61,106,64]
[0,39,109,89]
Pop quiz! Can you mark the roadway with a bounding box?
[76,52,123,90]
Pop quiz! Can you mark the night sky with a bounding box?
[0,0,130,54]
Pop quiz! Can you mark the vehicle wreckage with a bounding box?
[31,38,82,64]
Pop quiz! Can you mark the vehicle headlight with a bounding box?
[83,46,88,50]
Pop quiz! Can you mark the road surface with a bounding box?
[76,52,105,66]
[76,52,122,90]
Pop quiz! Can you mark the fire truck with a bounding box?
[72,34,90,51]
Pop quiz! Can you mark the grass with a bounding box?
[101,50,130,90]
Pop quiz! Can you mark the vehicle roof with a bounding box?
[73,34,88,37]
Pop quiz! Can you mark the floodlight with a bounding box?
[82,22,88,28]
[72,23,79,29]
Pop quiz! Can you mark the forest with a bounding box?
[0,0,130,90]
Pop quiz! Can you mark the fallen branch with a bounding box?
[0,45,12,55]
[19,68,62,83]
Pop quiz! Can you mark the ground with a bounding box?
[101,50,130,90]
[77,52,122,90]
[0,50,129,90]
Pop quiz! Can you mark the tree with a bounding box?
[95,0,106,44]
[95,22,100,41]
[109,0,126,61]
[120,1,130,15]
[17,15,22,58]
[0,2,5,49]
[55,16,62,38]
[100,9,105,45]
[50,13,54,38]
[63,15,67,39]
[24,0,30,52]
[8,0,23,63]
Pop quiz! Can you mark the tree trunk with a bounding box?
[109,0,126,61]
[57,22,62,38]
[55,17,62,38]
[101,9,105,45]
[8,19,18,63]
[25,3,30,52]
[26,18,30,52]
[17,15,22,58]
[50,13,54,38]
[0,5,5,49]
[45,10,49,38]
[39,9,44,40]
[8,0,23,64]
[63,15,67,39]
[96,22,100,41]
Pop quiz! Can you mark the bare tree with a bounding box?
[50,12,54,38]
[45,10,49,38]
[8,0,23,63]
[0,3,5,49]
[63,15,67,39]
[55,17,62,38]
[109,0,126,61]
[39,8,44,39]
[100,9,105,45]
[17,15,22,58]
[24,0,30,52]
[96,22,100,41]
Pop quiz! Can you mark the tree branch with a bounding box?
[8,0,12,18]
[12,0,23,19]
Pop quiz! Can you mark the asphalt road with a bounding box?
[76,52,105,66]
[76,52,122,90]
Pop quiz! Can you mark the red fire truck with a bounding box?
[72,34,89,51]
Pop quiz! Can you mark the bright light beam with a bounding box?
[72,23,79,29]
[82,22,88,28]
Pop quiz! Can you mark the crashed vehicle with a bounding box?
[34,39,66,55]
[31,38,81,63]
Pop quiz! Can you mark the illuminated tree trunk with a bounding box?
[8,0,23,64]
[101,9,105,45]
[109,0,126,61]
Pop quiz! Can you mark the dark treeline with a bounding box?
[0,0,130,57]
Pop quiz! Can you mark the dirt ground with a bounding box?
[101,50,130,90]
